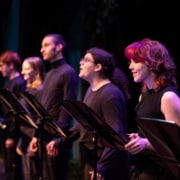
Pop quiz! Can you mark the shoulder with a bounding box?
[101,83,125,100]
[161,90,180,126]
[60,63,77,74]
[162,91,180,102]
[161,85,180,100]
[13,76,26,87]
[161,91,180,113]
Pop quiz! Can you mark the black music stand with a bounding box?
[60,100,129,180]
[0,88,39,180]
[19,91,66,180]
[136,117,180,179]
[0,88,38,129]
[19,91,66,137]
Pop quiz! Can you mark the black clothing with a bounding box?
[41,60,78,131]
[38,59,78,180]
[65,83,129,180]
[130,85,180,180]
[0,76,26,180]
[18,87,43,180]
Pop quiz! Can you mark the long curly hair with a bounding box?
[124,38,177,92]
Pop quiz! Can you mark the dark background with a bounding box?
[0,0,179,131]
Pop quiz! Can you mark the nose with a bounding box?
[80,58,84,65]
[128,61,134,70]
[40,47,44,53]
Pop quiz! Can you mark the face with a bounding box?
[79,53,96,82]
[129,59,152,83]
[21,61,36,82]
[0,62,11,77]
[40,36,58,62]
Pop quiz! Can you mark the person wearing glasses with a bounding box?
[49,47,131,180]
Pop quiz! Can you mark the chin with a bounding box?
[133,78,139,83]
[78,71,83,77]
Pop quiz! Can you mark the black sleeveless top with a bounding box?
[135,85,180,119]
[132,85,180,179]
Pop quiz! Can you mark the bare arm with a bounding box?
[161,91,180,127]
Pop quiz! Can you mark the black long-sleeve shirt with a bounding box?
[0,76,26,139]
[40,59,78,133]
[61,83,129,179]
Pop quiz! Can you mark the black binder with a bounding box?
[136,117,180,179]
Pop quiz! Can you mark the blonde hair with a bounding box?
[23,57,45,89]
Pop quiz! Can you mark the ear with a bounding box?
[94,63,102,72]
[56,43,63,51]
[9,62,15,70]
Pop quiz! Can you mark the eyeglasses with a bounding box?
[81,57,94,63]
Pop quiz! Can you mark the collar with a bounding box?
[50,59,66,68]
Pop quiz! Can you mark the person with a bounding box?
[49,47,131,180]
[21,56,45,99]
[123,38,180,180]
[16,56,45,180]
[0,51,26,180]
[29,33,78,180]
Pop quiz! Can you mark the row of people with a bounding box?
[0,34,179,180]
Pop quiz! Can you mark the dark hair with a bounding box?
[86,47,130,99]
[124,38,177,91]
[0,51,21,71]
[45,33,66,49]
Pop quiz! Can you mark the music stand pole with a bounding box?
[93,130,98,180]
[37,117,44,180]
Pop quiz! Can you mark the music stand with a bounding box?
[60,100,129,180]
[19,91,66,137]
[0,88,38,129]
[0,88,39,180]
[136,117,180,179]
[19,91,66,180]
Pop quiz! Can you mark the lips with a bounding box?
[132,71,137,76]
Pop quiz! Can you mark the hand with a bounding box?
[16,147,23,156]
[89,171,104,180]
[5,138,14,148]
[46,141,59,157]
[29,137,38,153]
[124,133,148,154]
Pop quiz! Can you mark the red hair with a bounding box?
[124,38,177,91]
[0,51,21,71]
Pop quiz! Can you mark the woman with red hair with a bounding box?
[124,38,180,179]
[0,51,26,180]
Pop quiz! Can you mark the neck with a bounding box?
[144,73,155,89]
[91,78,111,91]
[9,71,20,80]
[50,54,64,63]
